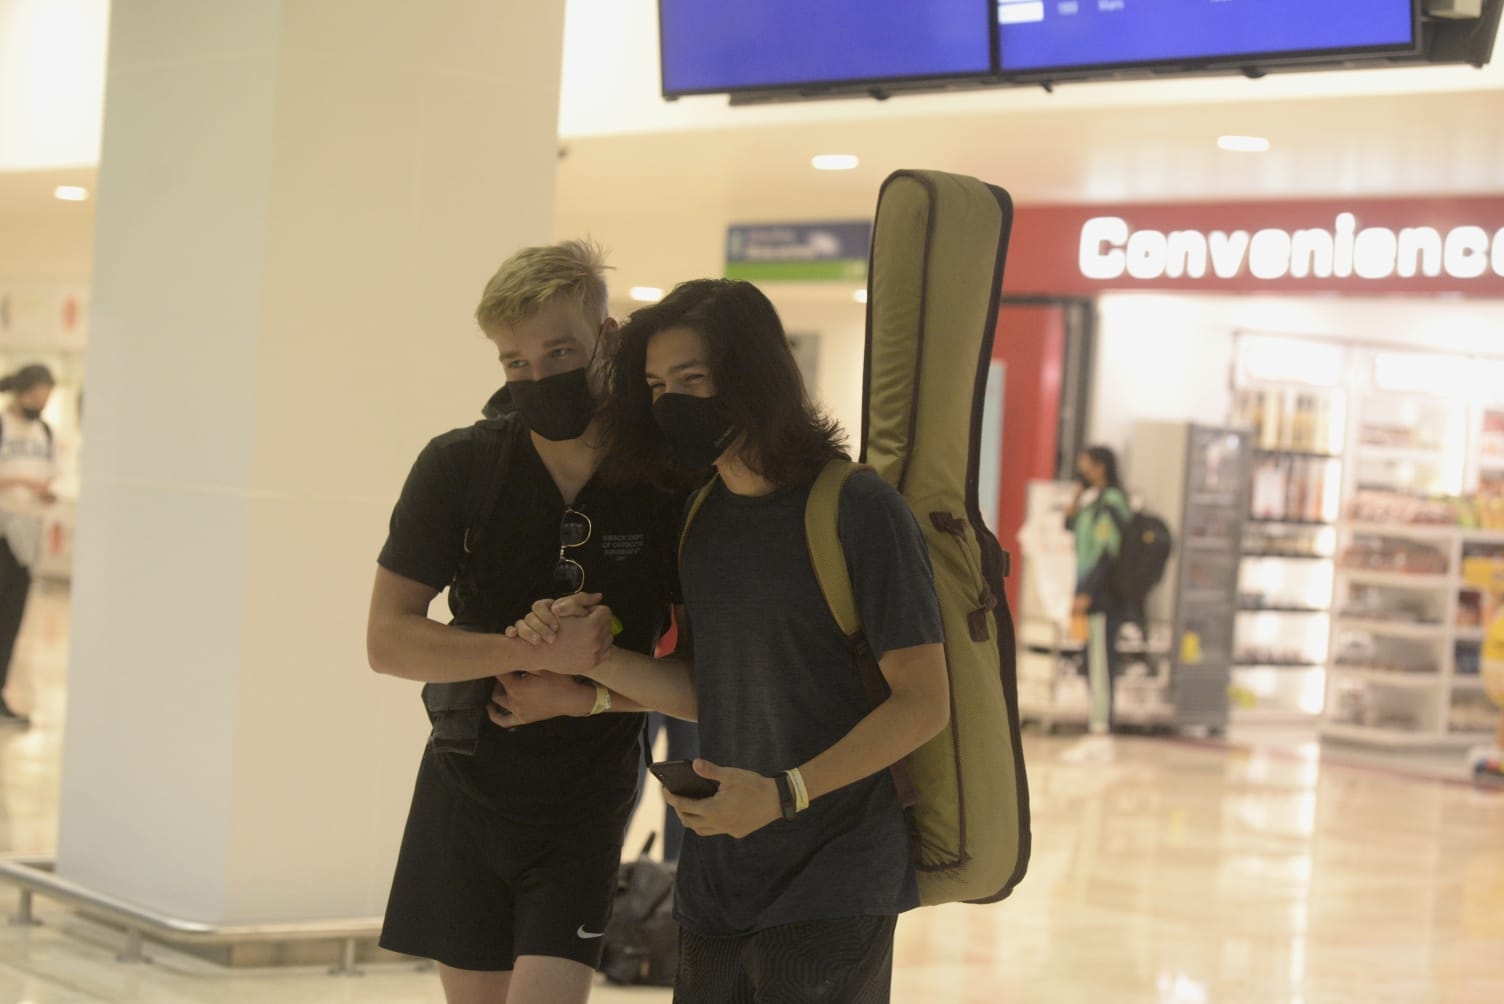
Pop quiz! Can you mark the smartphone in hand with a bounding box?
[649,759,720,799]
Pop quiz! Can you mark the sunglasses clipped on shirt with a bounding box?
[550,506,591,596]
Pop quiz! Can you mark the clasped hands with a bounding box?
[487,593,613,729]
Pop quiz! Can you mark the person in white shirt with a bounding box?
[0,365,57,726]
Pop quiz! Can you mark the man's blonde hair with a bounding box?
[475,239,611,334]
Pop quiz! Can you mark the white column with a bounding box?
[56,0,565,923]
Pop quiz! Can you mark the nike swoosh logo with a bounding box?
[577,926,606,939]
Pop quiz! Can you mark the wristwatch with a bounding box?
[773,773,798,821]
[588,682,612,716]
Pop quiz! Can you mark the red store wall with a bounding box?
[992,303,1066,616]
[988,194,1504,607]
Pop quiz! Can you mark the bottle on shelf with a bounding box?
[1306,458,1326,523]
[1313,395,1332,455]
[1286,456,1304,521]
[1252,455,1287,520]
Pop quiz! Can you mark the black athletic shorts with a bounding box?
[379,749,628,972]
[674,915,898,1004]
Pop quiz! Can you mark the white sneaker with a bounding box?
[1060,735,1115,764]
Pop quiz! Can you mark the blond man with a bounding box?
[367,240,680,1003]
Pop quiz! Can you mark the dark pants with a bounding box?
[636,712,700,861]
[675,916,897,1004]
[1103,607,1126,726]
[0,540,32,695]
[1086,605,1128,729]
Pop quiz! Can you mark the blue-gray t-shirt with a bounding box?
[674,470,945,937]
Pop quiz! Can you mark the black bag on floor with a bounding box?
[599,834,678,986]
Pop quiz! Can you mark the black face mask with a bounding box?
[651,393,737,470]
[508,368,595,442]
[20,408,43,422]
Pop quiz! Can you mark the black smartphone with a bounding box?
[649,759,720,799]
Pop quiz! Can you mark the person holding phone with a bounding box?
[366,240,681,1004]
[1064,444,1133,733]
[510,279,950,1004]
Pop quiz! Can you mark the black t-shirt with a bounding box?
[378,417,680,827]
[674,470,945,937]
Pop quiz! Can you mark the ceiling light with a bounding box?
[629,286,664,303]
[1217,135,1271,153]
[812,154,859,171]
[853,289,869,304]
[53,185,88,201]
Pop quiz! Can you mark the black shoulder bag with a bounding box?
[420,418,518,755]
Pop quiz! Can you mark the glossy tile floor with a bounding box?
[1,584,1501,1002]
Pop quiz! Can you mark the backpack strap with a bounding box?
[804,458,920,810]
[677,475,722,567]
[449,418,519,623]
[805,460,864,638]
[464,424,512,550]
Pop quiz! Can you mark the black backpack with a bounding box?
[599,835,678,986]
[420,412,520,755]
[1110,509,1173,608]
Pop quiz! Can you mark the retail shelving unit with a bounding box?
[1230,383,1344,723]
[1222,335,1504,747]
[1475,407,1504,491]
[1349,390,1468,499]
[1323,522,1503,748]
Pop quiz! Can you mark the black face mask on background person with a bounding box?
[651,393,737,470]
[508,368,595,442]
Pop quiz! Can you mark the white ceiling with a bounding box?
[556,85,1504,297]
[0,165,94,215]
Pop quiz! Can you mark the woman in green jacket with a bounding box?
[1064,445,1132,733]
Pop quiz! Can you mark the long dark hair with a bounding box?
[1083,444,1121,489]
[600,279,846,488]
[0,365,54,396]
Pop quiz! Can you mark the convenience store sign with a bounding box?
[1003,198,1504,297]
[1080,214,1504,284]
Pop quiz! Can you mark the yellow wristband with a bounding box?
[588,682,612,716]
[786,767,810,813]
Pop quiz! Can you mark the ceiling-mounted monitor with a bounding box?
[996,0,1420,77]
[658,0,993,98]
[658,0,1498,103]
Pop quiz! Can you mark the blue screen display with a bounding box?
[996,0,1417,73]
[659,0,992,95]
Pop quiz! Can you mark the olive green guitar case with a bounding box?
[826,169,1030,905]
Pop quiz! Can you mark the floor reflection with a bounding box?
[0,588,1500,1002]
